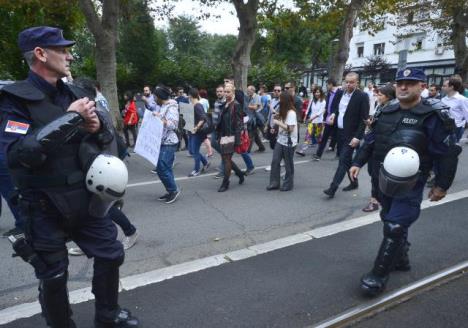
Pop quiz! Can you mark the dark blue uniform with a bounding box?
[353,95,460,296]
[0,71,123,280]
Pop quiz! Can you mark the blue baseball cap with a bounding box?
[395,68,426,82]
[18,26,75,53]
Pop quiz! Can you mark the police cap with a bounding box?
[395,68,426,82]
[18,26,75,53]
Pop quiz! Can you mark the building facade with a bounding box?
[302,12,456,88]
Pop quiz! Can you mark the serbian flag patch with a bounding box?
[4,120,30,135]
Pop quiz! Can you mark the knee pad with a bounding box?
[383,222,406,239]
[94,254,125,273]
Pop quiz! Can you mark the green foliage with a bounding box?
[0,0,84,80]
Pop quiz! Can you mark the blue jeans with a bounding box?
[156,144,178,193]
[241,152,254,170]
[190,134,207,172]
[0,152,23,229]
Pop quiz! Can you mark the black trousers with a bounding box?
[330,129,358,188]
[316,124,337,158]
[123,124,137,147]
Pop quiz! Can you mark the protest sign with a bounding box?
[134,109,163,166]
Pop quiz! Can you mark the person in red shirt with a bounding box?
[123,91,138,147]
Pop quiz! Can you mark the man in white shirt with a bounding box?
[441,76,468,142]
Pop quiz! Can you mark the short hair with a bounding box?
[346,72,359,81]
[429,84,440,91]
[378,84,396,100]
[448,76,463,93]
[259,85,267,91]
[23,50,36,67]
[188,87,199,99]
[73,77,97,97]
[248,85,256,92]
[326,78,337,87]
[216,84,225,90]
[199,88,208,98]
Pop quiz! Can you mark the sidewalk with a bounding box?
[3,198,468,328]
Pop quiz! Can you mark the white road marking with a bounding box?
[127,160,311,188]
[1,189,467,324]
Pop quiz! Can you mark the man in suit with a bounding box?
[313,78,343,161]
[323,72,369,198]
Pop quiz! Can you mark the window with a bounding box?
[357,43,364,58]
[415,40,423,50]
[373,43,385,56]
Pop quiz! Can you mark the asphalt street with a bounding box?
[3,193,468,327]
[1,136,468,318]
[354,272,468,328]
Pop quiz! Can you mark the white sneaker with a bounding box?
[264,166,271,172]
[122,231,138,250]
[68,247,85,256]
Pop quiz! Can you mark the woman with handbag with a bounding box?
[267,91,298,192]
[216,83,245,192]
[188,88,210,177]
[122,91,139,147]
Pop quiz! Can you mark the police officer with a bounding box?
[349,68,461,296]
[0,27,139,327]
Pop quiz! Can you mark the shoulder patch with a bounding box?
[2,81,44,101]
[4,120,30,134]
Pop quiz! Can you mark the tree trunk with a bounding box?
[451,10,468,83]
[78,0,122,129]
[231,0,259,91]
[330,0,366,83]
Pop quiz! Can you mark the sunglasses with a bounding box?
[284,87,290,90]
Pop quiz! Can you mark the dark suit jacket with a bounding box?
[333,89,369,142]
[323,88,343,124]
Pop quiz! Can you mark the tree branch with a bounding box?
[78,0,102,36]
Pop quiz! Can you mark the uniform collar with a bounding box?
[27,70,67,98]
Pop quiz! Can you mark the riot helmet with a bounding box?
[379,146,420,197]
[86,154,128,217]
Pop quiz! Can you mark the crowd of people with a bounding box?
[1,24,468,327]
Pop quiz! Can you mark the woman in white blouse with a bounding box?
[296,86,326,156]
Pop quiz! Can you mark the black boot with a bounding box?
[323,184,337,198]
[39,271,76,328]
[394,240,411,271]
[218,178,230,192]
[342,179,358,191]
[360,222,405,296]
[93,257,139,328]
[232,162,244,185]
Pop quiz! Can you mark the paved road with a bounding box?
[355,272,468,328]
[1,139,468,311]
[3,194,468,327]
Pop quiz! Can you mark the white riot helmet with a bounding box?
[86,154,128,217]
[379,146,420,197]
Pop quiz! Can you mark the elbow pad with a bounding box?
[36,111,84,152]
[435,144,462,190]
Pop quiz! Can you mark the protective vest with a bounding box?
[372,102,436,173]
[1,80,93,191]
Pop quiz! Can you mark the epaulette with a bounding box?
[435,108,456,132]
[423,98,450,111]
[1,80,44,101]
